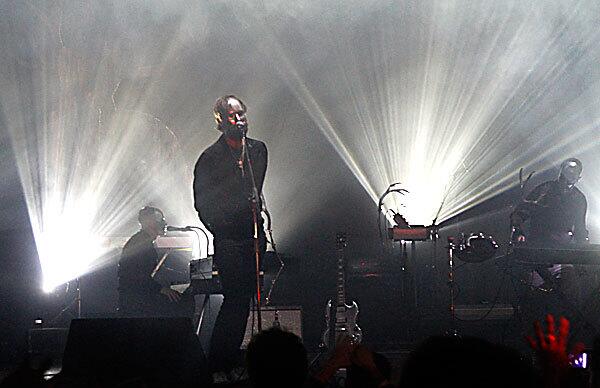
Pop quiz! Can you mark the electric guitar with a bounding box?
[321,233,362,349]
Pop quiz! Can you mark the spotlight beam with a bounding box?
[247,0,600,226]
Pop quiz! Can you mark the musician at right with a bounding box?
[511,157,588,246]
[510,158,589,289]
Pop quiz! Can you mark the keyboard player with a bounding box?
[118,206,195,318]
[510,158,589,290]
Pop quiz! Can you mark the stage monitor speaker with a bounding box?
[241,306,302,348]
[28,328,69,372]
[61,317,211,387]
[28,328,69,357]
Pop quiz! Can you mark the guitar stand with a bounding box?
[308,344,330,370]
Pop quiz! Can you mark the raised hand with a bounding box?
[314,335,356,385]
[526,314,585,387]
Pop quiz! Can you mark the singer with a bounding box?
[193,95,268,379]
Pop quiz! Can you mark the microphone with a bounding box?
[236,121,246,129]
[237,123,247,138]
[166,225,193,232]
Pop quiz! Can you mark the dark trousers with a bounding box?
[209,236,265,373]
[118,291,195,318]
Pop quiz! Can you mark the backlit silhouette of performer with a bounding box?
[511,158,588,247]
[118,206,194,317]
[511,158,589,289]
[193,96,267,377]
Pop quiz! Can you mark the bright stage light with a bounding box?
[244,0,600,226]
[2,0,600,295]
[0,2,207,291]
[35,196,104,293]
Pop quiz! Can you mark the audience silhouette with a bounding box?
[0,314,591,388]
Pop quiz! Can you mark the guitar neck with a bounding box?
[336,249,346,306]
[335,233,347,307]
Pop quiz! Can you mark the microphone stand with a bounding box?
[446,236,459,337]
[262,203,285,305]
[240,129,264,331]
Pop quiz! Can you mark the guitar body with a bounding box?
[321,299,362,348]
[320,233,362,349]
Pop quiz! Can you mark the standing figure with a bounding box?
[193,95,268,377]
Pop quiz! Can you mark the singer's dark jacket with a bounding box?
[193,134,267,240]
[118,230,162,295]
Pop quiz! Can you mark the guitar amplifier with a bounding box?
[240,306,302,348]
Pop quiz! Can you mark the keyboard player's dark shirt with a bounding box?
[515,179,588,245]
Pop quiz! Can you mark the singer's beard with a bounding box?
[223,126,246,140]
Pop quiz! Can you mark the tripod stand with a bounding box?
[446,237,459,337]
[48,278,82,326]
